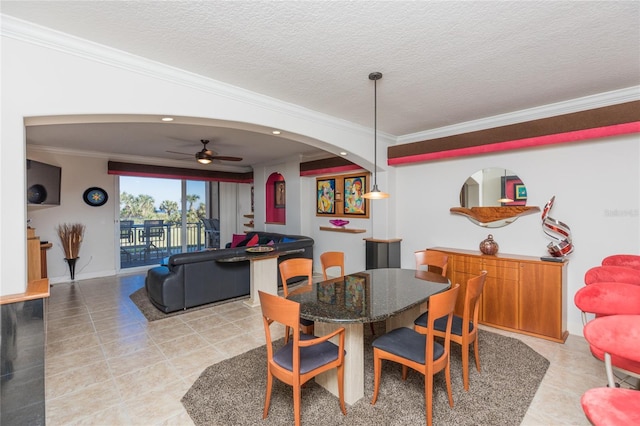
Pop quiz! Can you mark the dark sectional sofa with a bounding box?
[145,231,314,313]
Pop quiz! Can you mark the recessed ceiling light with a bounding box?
[272,130,281,135]
[340,151,348,156]
[161,117,174,122]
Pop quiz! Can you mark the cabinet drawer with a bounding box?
[452,256,482,273]
[483,259,519,281]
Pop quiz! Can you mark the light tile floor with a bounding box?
[44,272,630,425]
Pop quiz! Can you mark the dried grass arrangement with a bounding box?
[57,223,85,259]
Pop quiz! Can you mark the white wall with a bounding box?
[394,136,640,336]
[2,18,639,339]
[26,151,118,282]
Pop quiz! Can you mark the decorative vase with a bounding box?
[479,234,499,255]
[65,257,78,281]
[329,219,349,228]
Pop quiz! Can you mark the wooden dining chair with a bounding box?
[371,284,460,426]
[279,258,315,341]
[320,251,377,335]
[320,251,344,280]
[414,249,448,277]
[414,271,487,391]
[258,291,346,426]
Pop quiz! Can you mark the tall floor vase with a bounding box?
[65,257,78,281]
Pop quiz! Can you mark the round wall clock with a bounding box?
[83,187,108,207]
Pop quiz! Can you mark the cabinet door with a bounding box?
[449,255,482,316]
[519,262,564,340]
[481,259,519,329]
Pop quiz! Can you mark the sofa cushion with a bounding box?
[246,234,259,247]
[258,235,273,245]
[230,234,247,248]
[235,234,257,247]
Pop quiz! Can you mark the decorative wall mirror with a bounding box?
[450,167,540,228]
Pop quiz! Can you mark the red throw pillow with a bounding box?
[230,234,246,248]
[246,234,259,247]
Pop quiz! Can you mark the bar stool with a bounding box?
[582,314,640,389]
[581,387,640,425]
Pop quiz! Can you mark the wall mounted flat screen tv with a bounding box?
[26,159,61,205]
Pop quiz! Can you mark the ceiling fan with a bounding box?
[167,139,243,164]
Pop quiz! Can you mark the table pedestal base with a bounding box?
[315,322,364,406]
[243,255,278,308]
[386,303,426,332]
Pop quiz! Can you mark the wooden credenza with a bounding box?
[429,247,568,343]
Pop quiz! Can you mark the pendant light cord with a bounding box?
[373,76,378,186]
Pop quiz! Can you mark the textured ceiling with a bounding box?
[3,1,640,169]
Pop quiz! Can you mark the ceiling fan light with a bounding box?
[196,151,212,164]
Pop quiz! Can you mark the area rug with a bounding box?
[129,288,249,322]
[182,328,549,425]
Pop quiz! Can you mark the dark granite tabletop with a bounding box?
[287,268,450,324]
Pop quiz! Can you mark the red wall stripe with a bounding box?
[388,122,640,166]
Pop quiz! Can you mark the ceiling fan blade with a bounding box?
[210,156,243,162]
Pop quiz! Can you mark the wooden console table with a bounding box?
[429,247,568,343]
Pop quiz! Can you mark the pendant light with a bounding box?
[362,72,389,199]
[497,169,514,204]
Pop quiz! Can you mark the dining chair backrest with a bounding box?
[371,283,460,426]
[423,271,487,391]
[260,289,300,335]
[320,251,345,280]
[279,258,313,297]
[602,254,640,271]
[415,250,448,277]
[574,281,640,325]
[258,290,346,425]
[120,220,134,242]
[584,265,640,286]
[142,219,164,239]
[461,271,487,330]
[422,284,460,346]
[201,218,220,248]
[202,218,220,231]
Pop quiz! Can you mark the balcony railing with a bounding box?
[120,222,216,268]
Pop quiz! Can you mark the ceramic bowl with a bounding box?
[329,219,349,228]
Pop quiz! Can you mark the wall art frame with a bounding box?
[274,181,286,208]
[501,175,526,206]
[343,174,368,217]
[317,178,336,215]
[315,172,370,218]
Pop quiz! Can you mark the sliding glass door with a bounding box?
[118,176,215,268]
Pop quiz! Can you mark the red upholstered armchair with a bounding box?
[602,254,640,270]
[582,315,640,390]
[581,387,640,426]
[574,282,640,324]
[584,265,640,286]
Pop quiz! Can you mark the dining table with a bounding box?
[287,268,450,405]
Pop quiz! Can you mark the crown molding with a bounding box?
[4,14,637,149]
[1,15,370,137]
[397,86,640,144]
